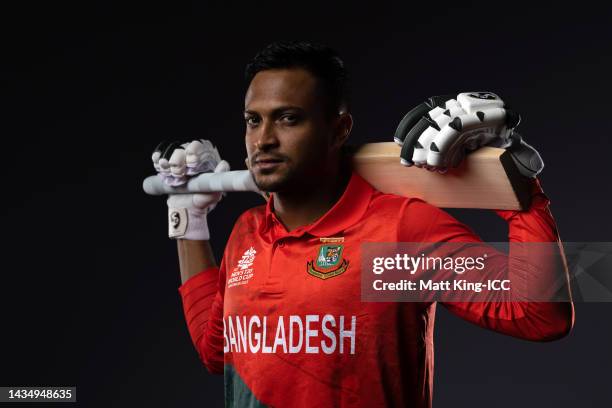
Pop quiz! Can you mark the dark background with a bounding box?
[2,1,611,407]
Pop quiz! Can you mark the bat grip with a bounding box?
[142,170,258,195]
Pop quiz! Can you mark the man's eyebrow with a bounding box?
[244,106,305,116]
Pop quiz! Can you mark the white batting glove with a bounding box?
[151,140,228,240]
[393,92,543,178]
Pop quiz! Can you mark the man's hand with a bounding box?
[393,92,543,178]
[152,140,229,240]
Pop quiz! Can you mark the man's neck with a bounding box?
[272,164,351,232]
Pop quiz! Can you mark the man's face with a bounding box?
[244,68,339,192]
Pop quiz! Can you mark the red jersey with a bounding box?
[178,171,573,407]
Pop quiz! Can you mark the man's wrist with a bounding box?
[168,207,210,240]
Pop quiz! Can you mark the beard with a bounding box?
[250,164,296,192]
[248,147,333,193]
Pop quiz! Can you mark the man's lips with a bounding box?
[254,160,284,170]
[253,156,285,171]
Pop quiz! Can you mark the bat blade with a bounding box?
[143,142,531,210]
[351,143,530,210]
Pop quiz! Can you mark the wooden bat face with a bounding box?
[351,143,530,210]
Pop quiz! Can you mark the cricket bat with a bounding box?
[142,142,531,210]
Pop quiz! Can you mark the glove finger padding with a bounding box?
[151,140,187,186]
[152,139,222,187]
[393,94,455,143]
[396,92,523,170]
[411,106,457,165]
[152,140,182,179]
[427,107,506,168]
[185,139,222,175]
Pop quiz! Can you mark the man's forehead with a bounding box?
[245,68,320,111]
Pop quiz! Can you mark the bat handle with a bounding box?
[142,170,258,195]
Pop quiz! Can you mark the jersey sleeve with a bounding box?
[178,257,226,374]
[398,177,574,341]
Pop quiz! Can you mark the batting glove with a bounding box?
[393,92,543,178]
[152,140,228,240]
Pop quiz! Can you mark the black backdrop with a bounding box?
[2,1,611,407]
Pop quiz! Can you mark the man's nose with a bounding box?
[256,121,280,150]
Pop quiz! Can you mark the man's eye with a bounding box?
[245,117,260,126]
[281,114,299,124]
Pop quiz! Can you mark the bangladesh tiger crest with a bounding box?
[307,237,349,280]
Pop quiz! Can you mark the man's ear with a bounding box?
[332,112,353,149]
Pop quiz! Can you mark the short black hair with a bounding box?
[245,41,349,115]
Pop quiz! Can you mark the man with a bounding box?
[153,41,573,407]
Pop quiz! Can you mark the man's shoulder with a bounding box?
[363,188,450,230]
[365,189,470,242]
[231,204,267,230]
[367,189,433,214]
[236,204,267,223]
